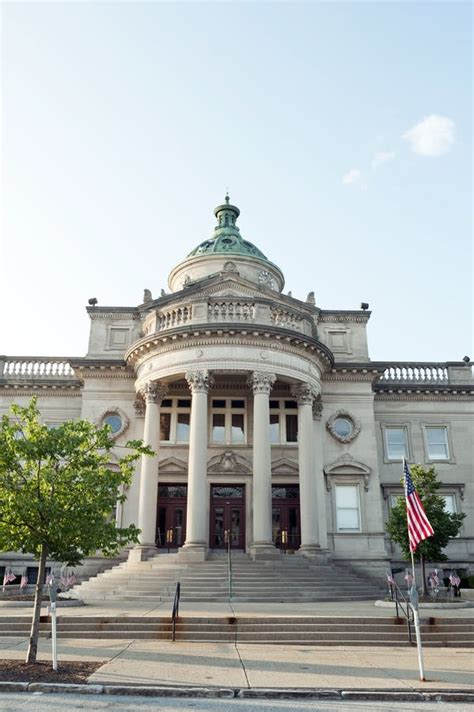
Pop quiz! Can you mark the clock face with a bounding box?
[258,269,274,289]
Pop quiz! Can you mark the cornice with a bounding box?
[375,391,474,401]
[319,311,371,324]
[1,385,82,396]
[70,359,134,380]
[87,307,140,320]
[125,325,334,371]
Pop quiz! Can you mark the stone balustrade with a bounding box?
[270,306,304,330]
[380,363,449,384]
[1,357,76,380]
[208,301,255,322]
[157,306,192,331]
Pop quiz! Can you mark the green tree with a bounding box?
[386,464,465,595]
[0,399,152,663]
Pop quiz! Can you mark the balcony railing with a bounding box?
[380,364,449,384]
[1,357,76,380]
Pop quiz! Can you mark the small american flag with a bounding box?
[429,570,440,588]
[45,573,54,586]
[404,569,413,586]
[403,459,434,552]
[449,572,461,587]
[386,572,395,585]
[20,575,28,589]
[2,569,16,591]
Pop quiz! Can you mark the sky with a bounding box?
[1,1,472,362]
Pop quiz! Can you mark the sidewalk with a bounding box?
[0,636,473,691]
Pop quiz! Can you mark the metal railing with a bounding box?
[388,580,414,644]
[225,530,232,600]
[171,581,180,642]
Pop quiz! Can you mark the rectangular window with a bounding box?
[212,413,226,443]
[426,426,449,460]
[176,413,190,442]
[442,494,456,514]
[160,413,171,441]
[285,414,298,442]
[210,398,246,445]
[385,427,408,460]
[268,399,299,444]
[335,485,361,532]
[231,413,245,443]
[269,413,280,443]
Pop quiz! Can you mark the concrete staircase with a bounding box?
[1,615,473,646]
[68,552,387,603]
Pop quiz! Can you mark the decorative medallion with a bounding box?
[258,269,275,289]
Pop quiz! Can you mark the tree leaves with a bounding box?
[386,464,466,562]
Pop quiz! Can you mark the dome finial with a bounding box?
[225,190,230,204]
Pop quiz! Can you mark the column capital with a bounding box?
[249,371,276,395]
[143,381,168,405]
[186,370,214,393]
[291,382,320,406]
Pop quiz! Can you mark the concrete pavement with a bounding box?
[0,637,473,691]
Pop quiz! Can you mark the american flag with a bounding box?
[403,459,434,552]
[20,574,28,589]
[449,572,461,587]
[2,568,16,591]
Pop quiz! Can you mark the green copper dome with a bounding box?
[187,195,269,262]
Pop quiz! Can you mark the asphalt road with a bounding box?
[0,694,472,712]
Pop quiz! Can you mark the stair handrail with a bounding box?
[171,581,180,641]
[226,531,232,600]
[389,580,414,643]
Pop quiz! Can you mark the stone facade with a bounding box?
[1,197,473,578]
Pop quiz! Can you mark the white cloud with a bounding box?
[403,115,455,157]
[342,168,362,185]
[372,151,396,170]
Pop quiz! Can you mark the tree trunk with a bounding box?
[26,544,48,664]
[420,553,427,598]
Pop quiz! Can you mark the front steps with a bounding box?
[1,615,472,647]
[68,552,387,603]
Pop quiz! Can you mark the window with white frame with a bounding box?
[160,398,191,443]
[269,399,298,444]
[210,399,246,445]
[335,485,361,532]
[384,426,408,460]
[425,426,449,460]
[442,494,457,514]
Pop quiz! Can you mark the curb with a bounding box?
[0,681,473,701]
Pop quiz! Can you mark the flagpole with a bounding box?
[410,549,426,681]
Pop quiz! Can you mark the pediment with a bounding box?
[324,454,371,476]
[159,456,188,473]
[271,457,299,475]
[194,276,272,301]
[207,450,252,474]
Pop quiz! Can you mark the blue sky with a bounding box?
[1,1,472,361]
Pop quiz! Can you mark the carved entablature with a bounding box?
[207,451,252,475]
[324,454,371,492]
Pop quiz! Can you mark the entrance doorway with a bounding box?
[272,484,301,550]
[210,485,245,549]
[156,484,187,548]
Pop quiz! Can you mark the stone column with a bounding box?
[250,371,277,559]
[292,383,321,557]
[313,395,328,552]
[179,370,212,562]
[130,381,168,562]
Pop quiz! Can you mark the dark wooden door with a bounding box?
[272,484,301,550]
[156,484,187,548]
[210,485,245,549]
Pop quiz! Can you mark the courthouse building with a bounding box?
[1,197,473,576]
